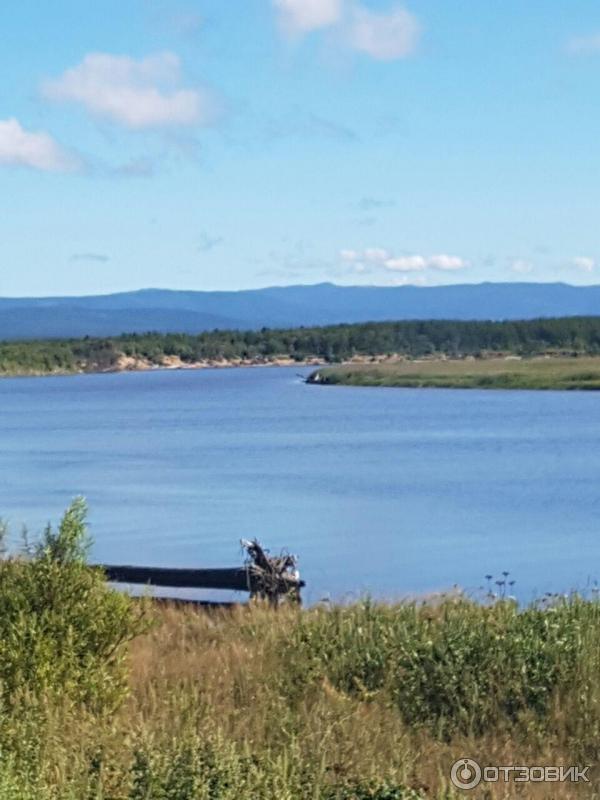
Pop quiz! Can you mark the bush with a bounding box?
[0,499,149,710]
[283,597,597,738]
[123,734,424,800]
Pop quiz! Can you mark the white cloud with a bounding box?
[340,248,467,272]
[274,0,342,34]
[272,1,420,60]
[42,52,213,130]
[566,34,600,55]
[427,254,465,270]
[386,254,467,271]
[384,255,427,271]
[0,118,80,172]
[511,259,534,274]
[389,274,426,286]
[572,256,595,273]
[347,5,420,61]
[364,247,391,262]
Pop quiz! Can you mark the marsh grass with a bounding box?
[2,503,600,797]
[2,596,600,796]
[311,356,600,390]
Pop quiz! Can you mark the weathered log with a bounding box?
[97,563,304,594]
[241,539,302,605]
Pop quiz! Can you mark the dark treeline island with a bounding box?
[4,315,600,377]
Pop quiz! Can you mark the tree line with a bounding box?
[2,316,600,375]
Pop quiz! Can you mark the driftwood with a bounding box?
[97,539,304,606]
[101,565,256,591]
[241,539,302,606]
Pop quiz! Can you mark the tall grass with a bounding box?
[1,503,600,797]
[311,357,600,390]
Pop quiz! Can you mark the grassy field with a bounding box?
[308,356,600,390]
[6,594,600,799]
[4,502,600,798]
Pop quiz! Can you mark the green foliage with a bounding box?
[4,316,600,376]
[0,587,599,796]
[108,734,425,800]
[282,597,598,738]
[35,497,91,564]
[1,507,600,798]
[0,499,148,710]
[323,784,423,800]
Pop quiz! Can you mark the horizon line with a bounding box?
[1,279,599,301]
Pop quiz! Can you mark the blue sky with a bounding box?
[2,0,600,296]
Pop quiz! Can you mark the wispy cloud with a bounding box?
[388,274,427,286]
[274,0,342,35]
[347,5,421,61]
[198,233,224,253]
[341,248,467,272]
[168,9,203,37]
[0,118,81,172]
[264,110,358,143]
[41,52,215,130]
[356,196,395,211]
[566,33,600,55]
[510,259,534,274]
[304,113,358,142]
[112,156,157,178]
[273,0,421,61]
[572,256,595,273]
[70,252,109,263]
[146,2,203,39]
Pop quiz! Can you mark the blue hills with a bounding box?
[2,282,600,339]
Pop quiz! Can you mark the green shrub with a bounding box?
[0,499,149,710]
[283,597,598,738]
[123,734,425,800]
[324,784,423,800]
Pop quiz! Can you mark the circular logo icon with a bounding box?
[450,758,482,790]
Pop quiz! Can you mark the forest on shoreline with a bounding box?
[3,316,600,377]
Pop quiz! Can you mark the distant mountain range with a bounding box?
[2,282,600,340]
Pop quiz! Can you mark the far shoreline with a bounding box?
[5,353,600,392]
[0,356,325,381]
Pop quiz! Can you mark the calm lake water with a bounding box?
[1,366,599,603]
